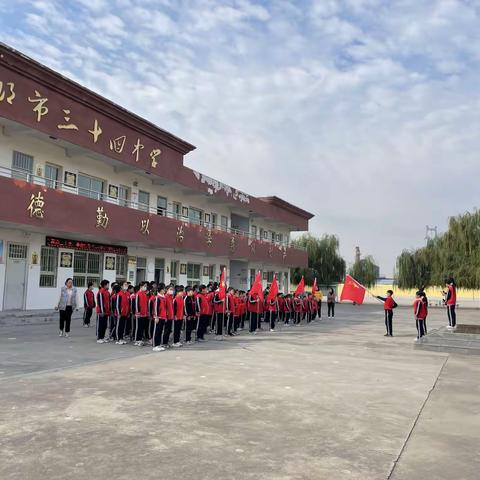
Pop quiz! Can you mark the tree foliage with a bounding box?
[396,209,480,289]
[349,255,378,288]
[291,234,346,286]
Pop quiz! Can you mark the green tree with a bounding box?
[349,255,378,288]
[291,234,346,286]
[395,209,480,289]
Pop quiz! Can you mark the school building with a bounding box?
[0,44,312,311]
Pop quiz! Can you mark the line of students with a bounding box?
[83,280,324,351]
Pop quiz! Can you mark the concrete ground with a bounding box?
[0,304,479,480]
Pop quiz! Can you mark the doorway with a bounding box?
[4,243,28,310]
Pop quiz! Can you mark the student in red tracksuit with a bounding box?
[162,285,175,348]
[196,285,210,342]
[376,289,398,337]
[310,294,318,320]
[134,281,149,346]
[213,288,226,338]
[293,295,303,325]
[444,277,457,330]
[115,281,130,344]
[238,291,247,330]
[277,293,285,325]
[248,291,260,334]
[233,290,241,334]
[414,291,427,341]
[152,283,167,352]
[172,287,185,347]
[96,280,111,343]
[83,281,95,327]
[304,294,312,323]
[226,287,235,336]
[110,284,120,340]
[283,294,292,325]
[267,294,278,331]
[127,285,136,341]
[184,287,197,344]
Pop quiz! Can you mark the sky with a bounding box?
[1,0,480,276]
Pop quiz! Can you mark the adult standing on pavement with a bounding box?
[55,278,78,337]
[444,277,457,330]
[327,287,336,318]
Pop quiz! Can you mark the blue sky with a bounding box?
[1,0,480,275]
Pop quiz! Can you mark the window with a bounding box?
[189,207,203,225]
[138,190,150,212]
[73,251,102,288]
[204,213,211,226]
[208,264,216,282]
[187,263,201,286]
[251,225,257,238]
[119,185,129,207]
[181,206,189,219]
[276,233,283,243]
[12,151,33,181]
[78,173,105,200]
[116,254,128,282]
[221,215,229,231]
[40,246,57,287]
[170,260,179,285]
[157,196,167,216]
[173,202,182,219]
[271,231,276,242]
[267,271,274,283]
[211,213,218,228]
[155,258,165,284]
[136,256,147,283]
[263,230,269,240]
[250,269,256,287]
[45,164,60,189]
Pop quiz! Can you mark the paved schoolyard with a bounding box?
[0,304,479,480]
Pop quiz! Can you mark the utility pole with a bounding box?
[425,225,437,243]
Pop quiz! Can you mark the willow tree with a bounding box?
[349,255,378,288]
[291,234,346,286]
[396,209,480,289]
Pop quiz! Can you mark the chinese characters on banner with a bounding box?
[0,77,163,169]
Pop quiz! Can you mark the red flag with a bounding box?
[266,275,279,302]
[312,277,318,297]
[250,271,263,301]
[294,276,305,297]
[340,274,366,304]
[217,267,226,299]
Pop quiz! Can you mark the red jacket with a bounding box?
[414,298,427,319]
[173,295,184,320]
[135,290,149,317]
[116,290,131,317]
[84,289,95,309]
[384,296,396,310]
[165,294,174,320]
[247,293,261,313]
[153,294,167,320]
[446,285,456,306]
[96,288,111,315]
[213,293,226,314]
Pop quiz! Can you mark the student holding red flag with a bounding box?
[248,271,263,333]
[213,268,227,338]
[293,276,305,324]
[376,289,398,336]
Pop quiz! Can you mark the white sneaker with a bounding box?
[59,331,63,337]
[270,329,275,332]
[173,342,182,347]
[65,333,70,338]
[152,346,165,352]
[446,325,453,329]
[185,341,192,345]
[96,339,105,344]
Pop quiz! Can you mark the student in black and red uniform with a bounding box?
[152,283,167,352]
[184,286,197,344]
[83,281,95,328]
[96,280,111,344]
[226,287,235,336]
[196,285,210,342]
[134,281,149,346]
[110,284,120,341]
[213,286,226,338]
[284,294,292,325]
[126,284,135,341]
[115,281,130,345]
[162,285,175,348]
[444,277,457,330]
[172,286,185,347]
[376,289,398,337]
[247,290,260,334]
[414,290,427,341]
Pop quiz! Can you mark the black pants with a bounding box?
[226,313,234,335]
[318,301,322,318]
[198,315,209,340]
[269,311,277,330]
[125,314,133,339]
[97,314,108,340]
[284,312,290,324]
[108,315,115,337]
[83,307,93,326]
[173,320,182,343]
[185,317,196,342]
[233,315,240,332]
[416,318,425,338]
[249,312,257,332]
[59,306,73,333]
[447,305,456,327]
[162,320,173,346]
[215,313,224,336]
[294,311,301,324]
[327,303,335,317]
[135,316,148,342]
[153,319,165,347]
[240,313,246,329]
[116,315,128,340]
[384,309,393,336]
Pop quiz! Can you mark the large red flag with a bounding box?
[266,274,279,302]
[217,267,226,299]
[340,275,366,304]
[312,277,318,297]
[294,276,305,297]
[250,271,263,300]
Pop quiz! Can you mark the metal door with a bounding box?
[4,243,28,310]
